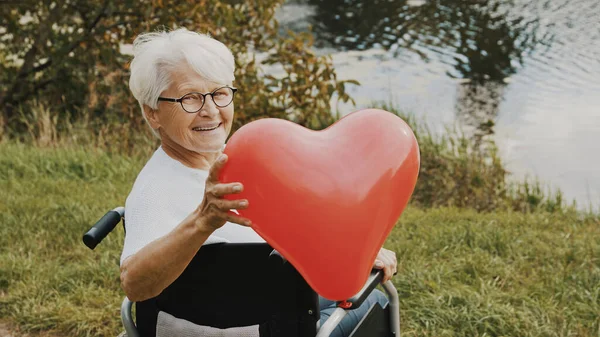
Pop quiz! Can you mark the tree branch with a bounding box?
[33,78,54,93]
[0,2,62,116]
[17,0,110,80]
[1,0,111,115]
[23,60,53,78]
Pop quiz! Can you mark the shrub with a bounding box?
[1,0,358,140]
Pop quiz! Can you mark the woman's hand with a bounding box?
[373,247,397,283]
[194,154,252,231]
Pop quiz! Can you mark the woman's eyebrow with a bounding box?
[177,83,221,94]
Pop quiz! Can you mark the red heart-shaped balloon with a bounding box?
[220,109,419,300]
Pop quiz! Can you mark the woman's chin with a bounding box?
[191,139,226,153]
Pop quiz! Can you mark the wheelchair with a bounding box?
[83,207,401,337]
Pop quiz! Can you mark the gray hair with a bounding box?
[128,28,235,136]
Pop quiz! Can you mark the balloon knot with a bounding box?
[338,300,353,309]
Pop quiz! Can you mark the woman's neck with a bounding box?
[160,137,220,171]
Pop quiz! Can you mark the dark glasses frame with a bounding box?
[157,86,238,113]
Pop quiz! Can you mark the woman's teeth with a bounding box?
[193,123,220,131]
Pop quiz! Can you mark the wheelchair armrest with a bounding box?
[121,297,140,337]
[82,207,125,250]
[337,269,384,309]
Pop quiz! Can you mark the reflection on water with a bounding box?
[276,0,600,208]
[308,0,537,78]
[304,0,549,138]
[455,82,505,146]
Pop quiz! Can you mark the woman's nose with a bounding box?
[197,97,219,117]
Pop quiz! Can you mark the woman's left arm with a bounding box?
[373,247,397,283]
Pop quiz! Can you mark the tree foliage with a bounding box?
[0,0,358,136]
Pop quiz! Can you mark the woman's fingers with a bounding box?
[374,248,398,283]
[384,250,397,281]
[383,262,393,283]
[210,182,243,197]
[382,250,397,273]
[373,258,391,283]
[197,154,252,231]
[379,255,392,282]
[211,198,248,212]
[222,211,252,227]
[206,155,244,197]
[208,154,228,183]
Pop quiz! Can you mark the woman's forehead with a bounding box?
[176,81,223,94]
[171,66,228,93]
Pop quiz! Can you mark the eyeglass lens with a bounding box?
[181,87,234,112]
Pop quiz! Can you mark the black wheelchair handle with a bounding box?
[83,207,125,250]
[337,269,385,309]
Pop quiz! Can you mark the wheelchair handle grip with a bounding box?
[337,269,385,309]
[83,207,124,250]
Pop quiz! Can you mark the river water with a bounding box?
[275,0,600,210]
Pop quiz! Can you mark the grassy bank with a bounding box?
[0,143,144,335]
[1,142,598,336]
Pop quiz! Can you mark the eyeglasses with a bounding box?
[157,86,238,113]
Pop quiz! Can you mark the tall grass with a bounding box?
[392,207,600,336]
[10,101,573,214]
[10,101,158,158]
[0,143,148,336]
[0,143,598,336]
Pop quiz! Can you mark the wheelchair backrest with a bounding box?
[135,242,320,337]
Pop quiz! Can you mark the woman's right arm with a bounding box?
[119,154,251,302]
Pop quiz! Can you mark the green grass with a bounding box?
[392,208,599,336]
[1,142,599,336]
[0,143,148,336]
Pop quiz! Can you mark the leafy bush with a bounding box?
[1,0,357,139]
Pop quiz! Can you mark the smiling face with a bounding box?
[145,64,235,155]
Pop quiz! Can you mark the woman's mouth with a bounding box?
[192,123,222,132]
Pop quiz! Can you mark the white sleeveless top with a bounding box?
[120,146,264,264]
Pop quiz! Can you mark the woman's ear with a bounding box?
[143,104,161,130]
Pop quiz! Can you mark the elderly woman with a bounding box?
[119,28,397,337]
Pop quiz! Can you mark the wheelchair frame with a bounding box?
[84,207,401,337]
